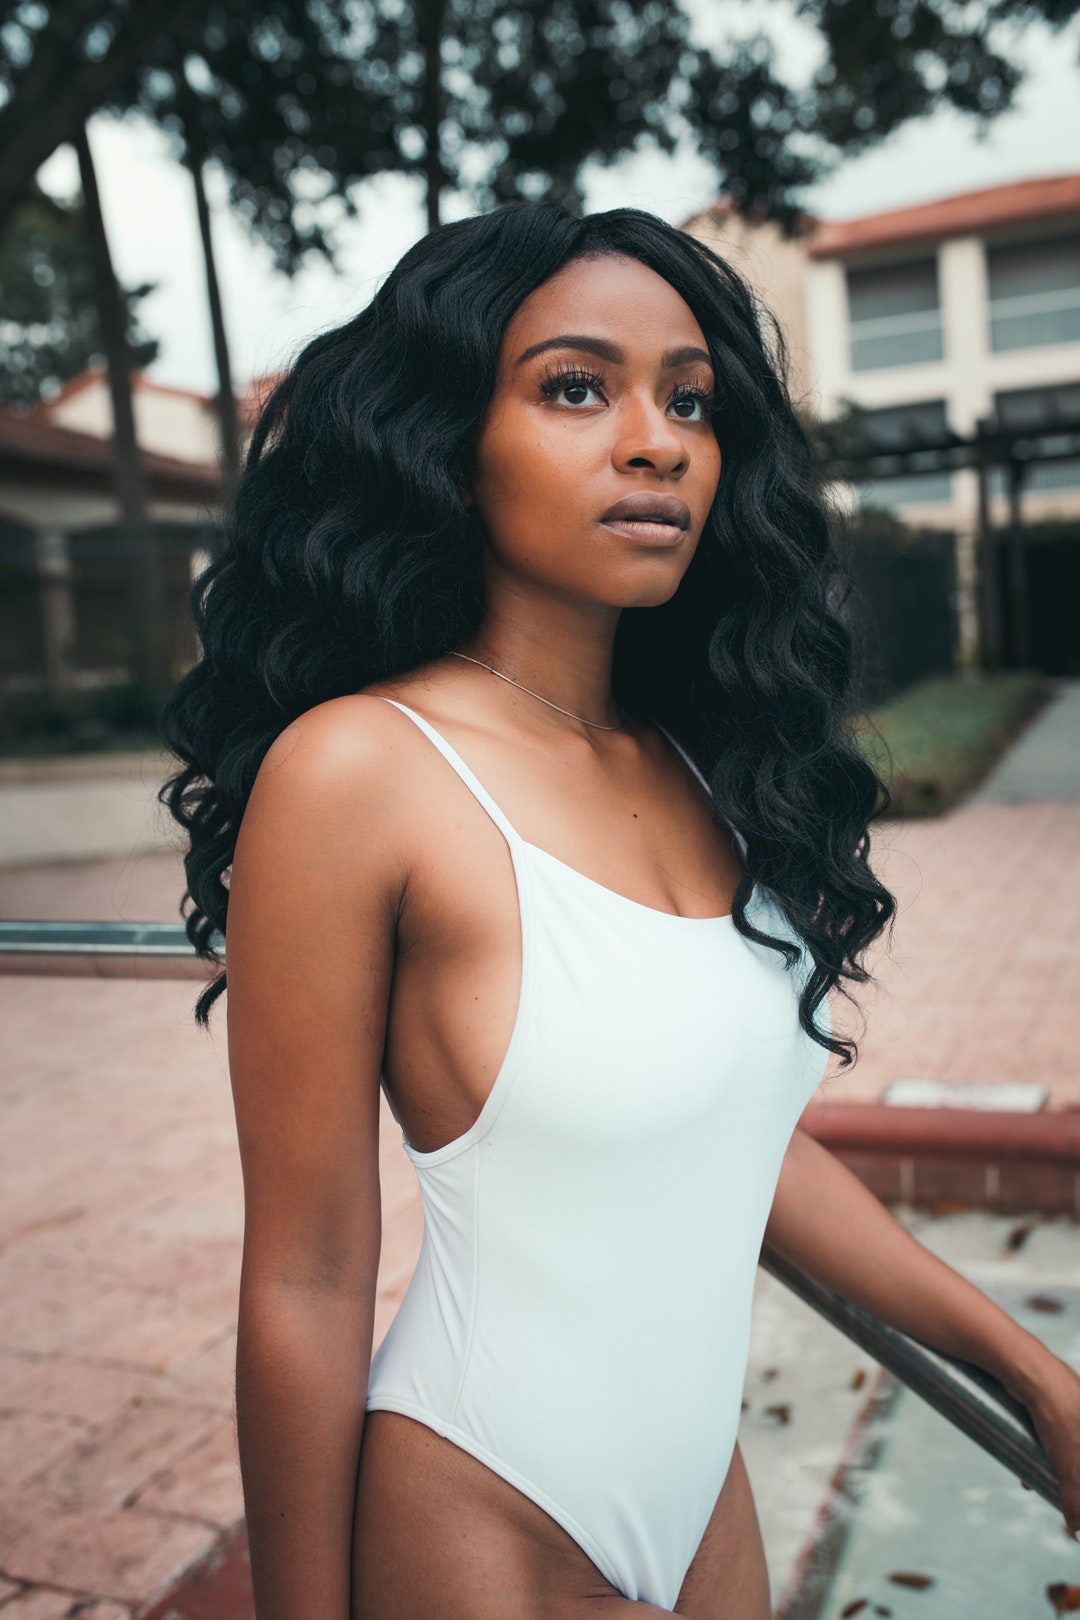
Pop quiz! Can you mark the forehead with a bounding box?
[500,253,710,365]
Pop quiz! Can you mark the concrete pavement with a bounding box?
[971,679,1080,803]
[0,755,178,869]
[774,1212,1080,1619]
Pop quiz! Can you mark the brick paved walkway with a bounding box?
[2,761,1078,1612]
[826,799,1080,1108]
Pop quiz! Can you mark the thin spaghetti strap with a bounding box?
[653,721,712,798]
[653,721,749,859]
[377,697,522,847]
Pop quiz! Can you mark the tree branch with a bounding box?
[0,0,209,233]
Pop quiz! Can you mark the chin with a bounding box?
[607,557,691,610]
[620,582,684,609]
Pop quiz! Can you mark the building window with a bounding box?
[858,472,954,508]
[991,382,1080,492]
[987,237,1080,352]
[853,399,954,509]
[846,259,943,372]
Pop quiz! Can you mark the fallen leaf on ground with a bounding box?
[1027,1295,1066,1314]
[851,1368,866,1391]
[1006,1221,1034,1253]
[1047,1581,1080,1614]
[764,1402,792,1425]
[840,1601,868,1617]
[887,1571,934,1590]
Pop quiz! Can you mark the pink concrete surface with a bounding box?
[1,798,1078,1613]
[819,800,1080,1110]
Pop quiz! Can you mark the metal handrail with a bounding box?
[0,918,221,977]
[0,919,205,956]
[760,1245,1059,1512]
[3,920,1062,1515]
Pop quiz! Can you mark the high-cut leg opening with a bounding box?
[362,1400,641,1603]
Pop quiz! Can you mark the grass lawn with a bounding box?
[856,672,1048,817]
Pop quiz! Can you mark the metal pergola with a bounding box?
[821,410,1080,669]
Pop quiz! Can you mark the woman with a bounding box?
[163,204,1080,1619]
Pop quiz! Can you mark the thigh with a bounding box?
[354,1410,678,1619]
[675,1444,770,1620]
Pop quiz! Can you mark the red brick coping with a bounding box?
[801,1103,1080,1215]
[138,1526,251,1620]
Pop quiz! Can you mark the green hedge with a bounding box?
[855,672,1048,818]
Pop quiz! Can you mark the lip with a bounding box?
[600,493,692,530]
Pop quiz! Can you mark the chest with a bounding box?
[505,859,824,1154]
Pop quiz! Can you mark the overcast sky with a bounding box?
[35,13,1080,396]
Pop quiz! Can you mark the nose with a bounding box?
[611,392,688,479]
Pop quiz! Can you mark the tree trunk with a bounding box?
[416,0,447,232]
[187,146,241,486]
[73,123,170,702]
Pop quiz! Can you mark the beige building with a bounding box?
[38,369,222,469]
[0,373,286,704]
[0,375,229,706]
[687,178,1080,671]
[686,175,1080,529]
[682,206,816,408]
[804,174,1080,529]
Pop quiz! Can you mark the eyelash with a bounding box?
[538,362,716,419]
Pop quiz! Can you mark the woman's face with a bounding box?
[466,252,722,611]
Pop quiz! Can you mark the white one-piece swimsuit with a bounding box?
[366,699,828,1610]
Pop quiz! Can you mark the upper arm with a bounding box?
[225,697,407,1297]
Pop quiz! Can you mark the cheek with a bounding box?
[701,433,722,493]
[473,408,594,533]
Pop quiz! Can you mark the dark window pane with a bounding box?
[987,237,1080,300]
[995,380,1080,431]
[847,260,943,369]
[987,237,1080,351]
[854,400,952,507]
[848,260,940,320]
[857,399,949,451]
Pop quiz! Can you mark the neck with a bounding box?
[462,572,621,731]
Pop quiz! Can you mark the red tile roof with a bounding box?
[235,371,287,428]
[808,173,1080,259]
[0,409,221,501]
[35,367,216,415]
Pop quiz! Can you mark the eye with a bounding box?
[668,379,715,423]
[540,363,607,407]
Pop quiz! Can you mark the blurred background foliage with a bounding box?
[2,0,1078,265]
[0,182,157,406]
[0,0,1077,750]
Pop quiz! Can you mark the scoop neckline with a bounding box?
[522,840,737,925]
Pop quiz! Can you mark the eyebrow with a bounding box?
[514,334,713,370]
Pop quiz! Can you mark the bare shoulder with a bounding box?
[256,690,416,789]
[237,692,435,888]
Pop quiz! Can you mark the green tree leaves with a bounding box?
[0,183,158,408]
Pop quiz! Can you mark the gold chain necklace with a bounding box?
[448,652,624,732]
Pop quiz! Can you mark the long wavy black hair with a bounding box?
[161,201,894,1057]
